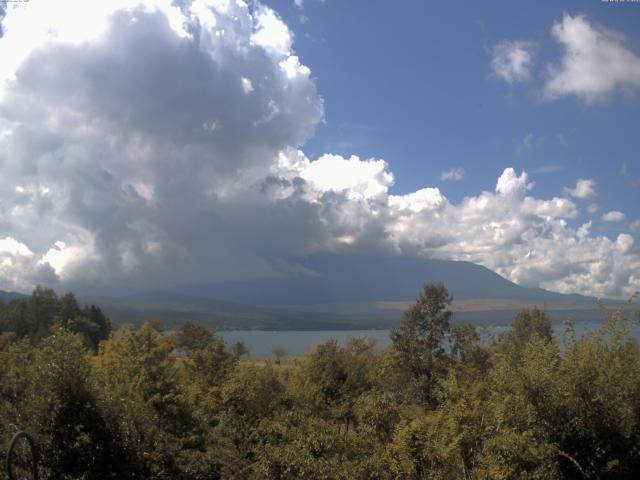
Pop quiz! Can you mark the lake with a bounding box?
[220,321,640,358]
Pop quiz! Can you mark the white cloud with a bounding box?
[0,0,188,96]
[616,233,634,254]
[0,236,51,292]
[296,153,394,201]
[564,178,598,212]
[389,188,446,213]
[382,168,639,298]
[521,197,577,219]
[545,14,640,102]
[577,221,592,239]
[496,168,534,196]
[564,178,596,200]
[279,55,311,78]
[191,0,217,28]
[0,237,33,257]
[0,1,637,299]
[39,240,97,280]
[241,77,254,94]
[440,167,464,181]
[491,40,534,84]
[250,6,292,56]
[267,158,639,297]
[602,211,626,222]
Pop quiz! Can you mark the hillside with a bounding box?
[82,255,621,329]
[0,289,27,304]
[1,254,625,330]
[204,254,596,306]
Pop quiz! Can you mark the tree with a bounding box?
[0,289,111,349]
[231,341,249,358]
[500,307,553,358]
[80,304,112,349]
[94,323,207,478]
[390,282,452,404]
[294,338,376,429]
[58,299,112,351]
[175,321,215,352]
[451,322,490,371]
[0,328,128,479]
[2,286,58,342]
[272,346,287,365]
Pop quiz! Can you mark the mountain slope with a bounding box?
[2,254,620,330]
[205,254,596,306]
[0,290,27,303]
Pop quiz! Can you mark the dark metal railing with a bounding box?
[5,431,38,480]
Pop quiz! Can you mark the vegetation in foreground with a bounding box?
[1,284,639,479]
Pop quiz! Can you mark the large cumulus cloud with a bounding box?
[0,1,638,298]
[0,0,324,290]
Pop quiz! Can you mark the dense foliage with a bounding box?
[0,287,111,350]
[1,284,639,479]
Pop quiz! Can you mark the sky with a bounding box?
[0,0,638,299]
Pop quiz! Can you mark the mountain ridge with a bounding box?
[202,254,598,306]
[1,255,626,330]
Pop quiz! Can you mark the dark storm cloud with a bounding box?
[0,1,327,290]
[0,1,638,298]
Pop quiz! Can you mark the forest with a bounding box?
[1,284,639,479]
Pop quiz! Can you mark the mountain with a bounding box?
[205,254,597,306]
[79,291,373,331]
[2,254,627,330]
[0,290,27,303]
[181,253,618,328]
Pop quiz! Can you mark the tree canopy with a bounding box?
[1,283,639,479]
[0,287,111,349]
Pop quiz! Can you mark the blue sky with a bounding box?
[0,0,638,298]
[268,0,640,227]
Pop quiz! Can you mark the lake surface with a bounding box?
[220,321,640,358]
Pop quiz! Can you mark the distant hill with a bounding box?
[1,254,629,330]
[78,291,373,331]
[204,254,598,306]
[0,290,27,304]
[190,253,621,328]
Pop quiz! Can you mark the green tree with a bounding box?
[390,282,452,405]
[1,286,58,342]
[93,323,211,479]
[175,321,214,352]
[0,288,111,349]
[216,363,286,478]
[294,338,376,429]
[500,307,553,359]
[451,322,491,372]
[0,328,129,479]
[174,321,237,389]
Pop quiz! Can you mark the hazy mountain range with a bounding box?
[3,254,630,330]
